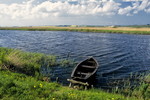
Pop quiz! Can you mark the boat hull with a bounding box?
[71,57,99,80]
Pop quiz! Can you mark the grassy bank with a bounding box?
[0,47,72,77]
[0,70,132,100]
[0,26,150,35]
[0,47,150,100]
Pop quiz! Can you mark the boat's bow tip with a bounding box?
[87,56,93,58]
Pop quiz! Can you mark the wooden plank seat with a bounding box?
[77,72,88,75]
[81,65,95,68]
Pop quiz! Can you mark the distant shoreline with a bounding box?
[0,26,150,35]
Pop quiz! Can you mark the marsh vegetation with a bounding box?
[0,26,150,35]
[0,47,149,100]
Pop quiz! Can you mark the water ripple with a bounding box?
[0,30,150,87]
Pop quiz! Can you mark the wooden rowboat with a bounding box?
[71,57,99,80]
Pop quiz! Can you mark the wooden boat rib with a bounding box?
[71,57,99,80]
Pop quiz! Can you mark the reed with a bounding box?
[109,73,150,100]
[0,47,73,77]
[0,26,150,35]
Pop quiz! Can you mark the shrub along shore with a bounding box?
[0,47,150,100]
[0,26,150,35]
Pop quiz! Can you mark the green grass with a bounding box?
[0,47,150,100]
[110,74,150,100]
[126,25,150,28]
[0,47,73,77]
[0,26,150,35]
[0,70,135,100]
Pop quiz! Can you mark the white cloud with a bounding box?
[0,0,121,20]
[144,1,150,13]
[123,0,142,1]
[0,0,150,25]
[138,0,149,10]
[118,0,150,15]
[118,6,133,15]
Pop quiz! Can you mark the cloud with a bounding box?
[144,1,150,13]
[118,6,133,16]
[118,0,150,15]
[0,0,150,21]
[0,0,120,20]
[123,0,142,2]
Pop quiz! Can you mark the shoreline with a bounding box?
[0,47,150,100]
[0,26,150,35]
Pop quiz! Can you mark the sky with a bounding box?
[0,0,150,26]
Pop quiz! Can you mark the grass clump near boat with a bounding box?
[0,70,134,100]
[0,69,149,100]
[0,47,73,78]
[111,73,150,100]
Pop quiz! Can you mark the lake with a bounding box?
[0,30,150,88]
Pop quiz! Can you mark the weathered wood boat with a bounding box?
[68,57,99,89]
[71,57,99,80]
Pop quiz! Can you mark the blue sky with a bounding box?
[0,0,150,26]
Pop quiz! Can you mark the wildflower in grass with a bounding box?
[39,83,43,88]
[112,98,115,100]
[52,98,55,100]
[71,94,75,96]
[107,98,115,100]
[34,85,36,88]
[68,93,75,97]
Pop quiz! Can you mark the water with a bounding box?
[0,30,150,88]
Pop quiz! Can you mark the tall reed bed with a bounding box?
[0,47,73,78]
[0,26,150,35]
[108,73,150,100]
